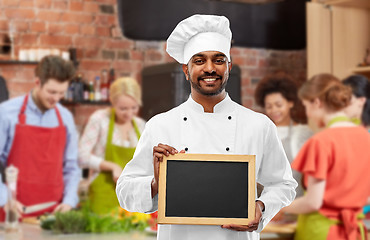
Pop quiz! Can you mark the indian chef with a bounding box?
[0,55,81,218]
[116,14,297,240]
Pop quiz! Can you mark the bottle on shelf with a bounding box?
[73,74,84,102]
[67,80,74,102]
[83,81,90,102]
[88,81,95,101]
[108,68,115,87]
[100,69,109,102]
[94,76,101,102]
[5,165,20,233]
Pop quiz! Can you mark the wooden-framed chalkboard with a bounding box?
[158,154,256,225]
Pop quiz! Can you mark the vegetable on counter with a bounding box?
[40,204,154,234]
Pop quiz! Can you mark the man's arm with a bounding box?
[221,119,297,232]
[60,111,81,209]
[116,120,160,213]
[255,121,298,232]
[0,105,9,206]
[0,174,7,206]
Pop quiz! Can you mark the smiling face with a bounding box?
[34,78,69,111]
[111,94,140,124]
[264,92,294,126]
[182,51,231,97]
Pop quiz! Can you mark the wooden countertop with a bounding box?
[1,221,368,240]
[0,223,157,240]
[1,222,294,240]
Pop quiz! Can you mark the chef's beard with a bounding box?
[188,71,228,96]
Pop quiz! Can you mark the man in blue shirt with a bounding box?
[0,55,81,218]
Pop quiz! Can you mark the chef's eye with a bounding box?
[193,58,205,64]
[214,58,226,64]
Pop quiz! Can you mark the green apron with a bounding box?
[294,211,366,240]
[89,109,141,215]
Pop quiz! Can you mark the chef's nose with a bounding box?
[203,59,216,74]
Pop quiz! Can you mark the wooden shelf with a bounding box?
[352,66,370,72]
[321,0,370,9]
[0,60,38,65]
[60,100,111,106]
[351,66,370,76]
[0,60,79,67]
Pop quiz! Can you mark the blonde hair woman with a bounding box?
[282,74,370,240]
[79,77,145,214]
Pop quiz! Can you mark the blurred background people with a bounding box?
[78,77,145,215]
[283,73,370,240]
[343,74,370,216]
[254,72,312,197]
[0,55,80,217]
[343,74,370,130]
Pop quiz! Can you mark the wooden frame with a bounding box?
[158,153,256,225]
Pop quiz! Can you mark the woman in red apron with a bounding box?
[78,77,145,215]
[282,73,370,240]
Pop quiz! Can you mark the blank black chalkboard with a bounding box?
[158,154,255,225]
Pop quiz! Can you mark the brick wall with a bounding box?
[0,0,306,131]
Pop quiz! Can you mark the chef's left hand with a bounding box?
[221,201,264,232]
[53,203,72,213]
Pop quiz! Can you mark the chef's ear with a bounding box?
[182,64,189,81]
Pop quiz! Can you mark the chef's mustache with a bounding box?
[197,73,222,81]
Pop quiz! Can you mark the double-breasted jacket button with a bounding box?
[228,116,232,120]
[183,117,187,121]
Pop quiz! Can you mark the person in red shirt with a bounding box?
[282,73,370,240]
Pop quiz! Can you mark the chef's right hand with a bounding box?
[152,144,184,197]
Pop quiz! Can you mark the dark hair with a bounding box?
[254,71,307,123]
[343,74,370,126]
[35,55,75,85]
[299,73,352,111]
[255,72,298,108]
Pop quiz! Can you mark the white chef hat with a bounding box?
[166,14,232,64]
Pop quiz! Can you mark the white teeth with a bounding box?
[203,78,217,82]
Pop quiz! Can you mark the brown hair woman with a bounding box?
[282,73,370,240]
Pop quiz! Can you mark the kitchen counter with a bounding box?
[0,222,293,240]
[1,221,369,240]
[0,224,157,240]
